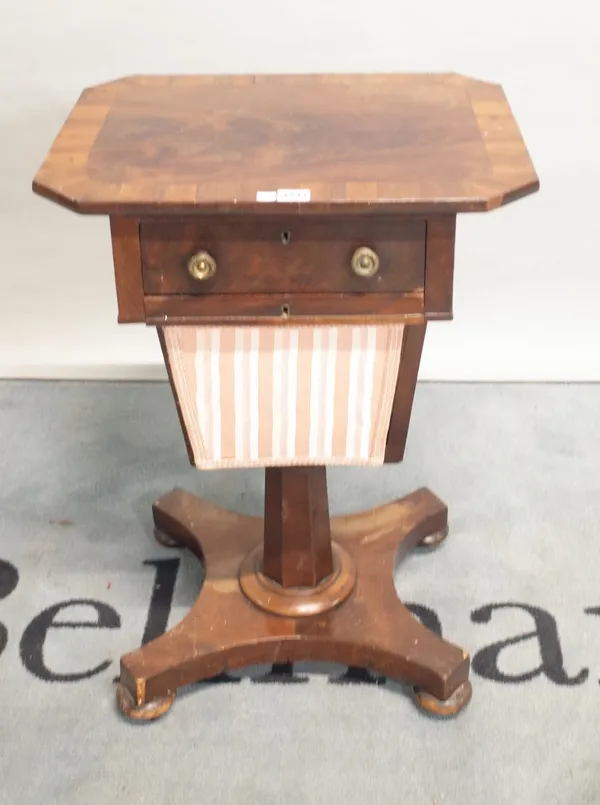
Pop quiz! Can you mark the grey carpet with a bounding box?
[0,380,599,805]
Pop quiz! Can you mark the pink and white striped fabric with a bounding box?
[162,324,404,469]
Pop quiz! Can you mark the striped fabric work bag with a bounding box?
[162,323,404,469]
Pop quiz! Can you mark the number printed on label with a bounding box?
[276,188,311,202]
[256,188,311,203]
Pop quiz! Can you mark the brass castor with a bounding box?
[413,679,472,717]
[115,682,175,722]
[153,528,183,549]
[418,525,449,549]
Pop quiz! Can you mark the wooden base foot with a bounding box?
[116,486,470,720]
[115,682,175,721]
[153,527,182,549]
[414,679,472,717]
[418,524,449,549]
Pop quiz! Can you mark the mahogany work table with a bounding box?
[33,73,538,721]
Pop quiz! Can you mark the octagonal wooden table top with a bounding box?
[33,73,539,216]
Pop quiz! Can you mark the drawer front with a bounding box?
[140,216,426,296]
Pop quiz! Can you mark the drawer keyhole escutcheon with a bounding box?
[280,230,291,245]
[187,250,217,281]
[351,246,380,278]
[281,304,290,318]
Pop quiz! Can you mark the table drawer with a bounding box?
[140,216,426,296]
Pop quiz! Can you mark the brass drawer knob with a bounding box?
[351,246,379,278]
[188,250,217,281]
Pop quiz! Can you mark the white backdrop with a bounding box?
[1,0,598,380]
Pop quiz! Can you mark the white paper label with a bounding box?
[256,190,277,202]
[276,188,311,202]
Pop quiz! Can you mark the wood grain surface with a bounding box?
[109,216,144,322]
[263,466,333,587]
[384,324,427,463]
[424,216,456,319]
[33,74,539,215]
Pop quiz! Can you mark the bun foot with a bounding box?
[115,682,175,722]
[418,525,449,549]
[153,527,182,549]
[413,679,472,717]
